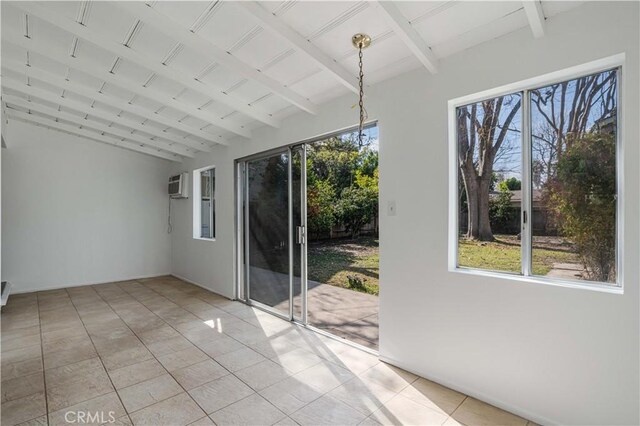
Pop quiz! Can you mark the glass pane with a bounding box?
[530,69,617,284]
[456,93,523,273]
[305,127,380,349]
[291,147,303,321]
[200,168,214,239]
[247,154,290,314]
[211,170,215,239]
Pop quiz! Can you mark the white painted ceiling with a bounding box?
[0,1,583,161]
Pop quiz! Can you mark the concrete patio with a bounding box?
[248,267,379,349]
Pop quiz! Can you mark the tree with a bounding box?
[457,95,522,241]
[335,166,379,239]
[547,133,616,282]
[335,185,377,238]
[359,149,378,177]
[306,135,379,240]
[530,70,617,188]
[489,183,517,233]
[355,168,378,191]
[307,137,361,194]
[531,69,618,281]
[502,177,521,190]
[307,180,335,238]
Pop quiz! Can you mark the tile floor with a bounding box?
[1,276,535,426]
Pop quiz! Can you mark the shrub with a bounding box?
[489,184,517,233]
[346,275,366,291]
[335,186,378,238]
[547,133,616,282]
[346,274,378,295]
[307,180,336,237]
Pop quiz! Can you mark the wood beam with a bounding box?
[7,109,182,162]
[12,1,278,129]
[237,2,358,94]
[2,94,195,158]
[373,1,438,74]
[4,35,234,144]
[2,61,219,150]
[523,0,546,38]
[4,36,237,142]
[115,1,317,115]
[1,76,210,153]
[2,37,246,142]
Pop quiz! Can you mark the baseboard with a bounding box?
[9,272,172,294]
[170,273,233,301]
[378,355,556,426]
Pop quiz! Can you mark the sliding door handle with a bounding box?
[295,226,305,245]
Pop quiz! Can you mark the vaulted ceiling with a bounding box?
[1,1,582,161]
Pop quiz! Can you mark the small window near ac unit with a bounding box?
[193,166,215,240]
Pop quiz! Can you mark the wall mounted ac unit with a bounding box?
[168,172,189,198]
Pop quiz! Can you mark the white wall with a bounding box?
[171,3,639,424]
[169,155,235,298]
[2,121,172,292]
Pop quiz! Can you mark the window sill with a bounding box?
[193,237,216,242]
[450,267,623,295]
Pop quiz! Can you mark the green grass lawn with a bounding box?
[458,235,579,275]
[308,236,379,295]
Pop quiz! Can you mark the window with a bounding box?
[193,166,215,240]
[451,62,621,288]
[456,93,523,274]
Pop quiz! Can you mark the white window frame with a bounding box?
[448,54,625,294]
[193,165,216,241]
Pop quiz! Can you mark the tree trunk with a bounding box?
[477,176,494,241]
[462,168,494,241]
[462,168,479,239]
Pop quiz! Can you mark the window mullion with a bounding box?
[522,90,533,276]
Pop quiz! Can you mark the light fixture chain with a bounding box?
[358,45,365,146]
[352,33,370,147]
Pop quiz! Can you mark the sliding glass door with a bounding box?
[238,125,379,349]
[291,145,306,322]
[244,151,291,316]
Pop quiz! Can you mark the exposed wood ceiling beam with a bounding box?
[3,35,235,144]
[372,1,439,74]
[7,109,182,162]
[237,2,358,95]
[3,94,196,158]
[115,1,318,115]
[12,2,279,131]
[1,76,210,153]
[2,60,219,150]
[523,0,546,38]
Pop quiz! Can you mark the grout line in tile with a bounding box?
[80,287,197,416]
[451,395,469,415]
[63,287,130,419]
[5,278,483,426]
[448,395,470,425]
[91,281,229,417]
[122,279,305,418]
[35,291,50,425]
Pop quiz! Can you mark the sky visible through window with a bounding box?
[340,126,379,151]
